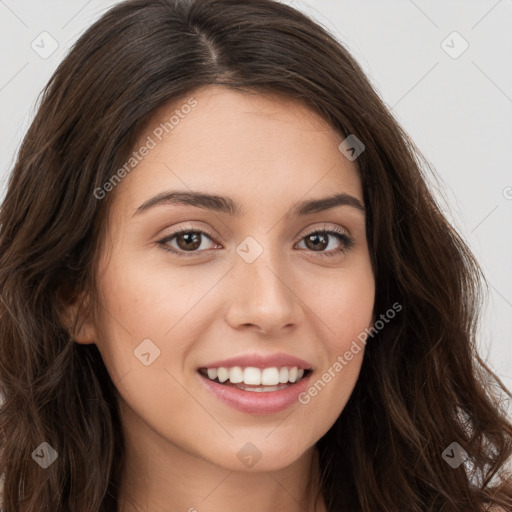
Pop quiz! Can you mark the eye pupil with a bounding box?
[177,232,201,250]
[305,233,328,251]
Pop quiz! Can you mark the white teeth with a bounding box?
[228,366,243,384]
[217,367,229,383]
[203,366,307,386]
[243,367,261,385]
[261,367,280,386]
[279,367,289,383]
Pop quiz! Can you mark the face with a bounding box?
[73,85,375,474]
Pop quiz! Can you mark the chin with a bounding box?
[199,435,317,473]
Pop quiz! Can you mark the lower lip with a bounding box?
[198,372,312,415]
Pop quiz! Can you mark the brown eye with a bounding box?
[175,232,202,251]
[296,228,354,256]
[304,232,329,251]
[159,229,218,256]
[158,226,354,258]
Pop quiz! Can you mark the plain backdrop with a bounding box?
[0,0,511,396]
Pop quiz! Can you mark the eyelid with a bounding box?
[297,222,351,239]
[163,222,216,239]
[160,222,350,242]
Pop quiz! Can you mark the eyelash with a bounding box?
[158,225,355,258]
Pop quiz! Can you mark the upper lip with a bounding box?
[199,352,313,370]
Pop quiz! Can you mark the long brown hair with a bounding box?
[0,0,511,510]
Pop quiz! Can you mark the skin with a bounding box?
[67,85,375,512]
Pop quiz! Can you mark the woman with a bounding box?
[0,0,510,510]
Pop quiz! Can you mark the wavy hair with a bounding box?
[0,0,511,510]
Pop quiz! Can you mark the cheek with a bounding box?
[308,260,375,345]
[295,265,374,427]
[91,254,229,390]
[95,254,210,337]
[90,258,218,433]
[330,279,375,341]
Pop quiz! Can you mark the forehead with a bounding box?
[112,85,362,217]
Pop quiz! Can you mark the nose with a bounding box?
[224,243,303,335]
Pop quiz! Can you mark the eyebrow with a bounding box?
[133,190,365,218]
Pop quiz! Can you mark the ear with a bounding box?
[57,286,97,345]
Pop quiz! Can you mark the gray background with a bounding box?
[0,0,511,395]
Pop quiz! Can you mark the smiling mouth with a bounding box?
[198,366,312,392]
